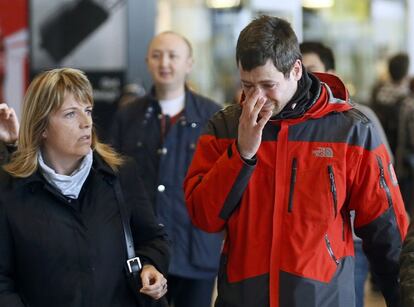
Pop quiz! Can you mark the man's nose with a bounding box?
[252,86,265,97]
[160,54,169,66]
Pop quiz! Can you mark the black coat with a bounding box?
[0,153,169,307]
[0,142,12,166]
[111,89,223,279]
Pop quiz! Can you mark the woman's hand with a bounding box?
[139,264,167,300]
[0,103,19,144]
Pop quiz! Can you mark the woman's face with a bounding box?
[42,92,93,168]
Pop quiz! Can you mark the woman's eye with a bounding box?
[64,112,75,118]
[86,109,92,115]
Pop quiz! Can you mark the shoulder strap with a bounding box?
[113,178,142,273]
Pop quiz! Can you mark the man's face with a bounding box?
[239,59,302,117]
[146,33,193,91]
[302,52,327,73]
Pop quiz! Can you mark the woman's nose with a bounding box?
[80,113,92,128]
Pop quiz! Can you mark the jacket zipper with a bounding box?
[341,211,346,241]
[328,166,345,240]
[288,158,297,212]
[325,234,339,265]
[327,165,338,218]
[376,157,393,207]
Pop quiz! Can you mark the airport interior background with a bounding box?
[2,0,414,121]
[152,0,412,107]
[0,1,412,305]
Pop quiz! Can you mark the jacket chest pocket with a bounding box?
[287,159,341,224]
[158,122,201,181]
[173,122,201,171]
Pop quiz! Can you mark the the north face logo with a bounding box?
[312,147,334,158]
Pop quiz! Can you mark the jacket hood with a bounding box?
[303,72,353,121]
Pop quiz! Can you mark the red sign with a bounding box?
[0,0,28,115]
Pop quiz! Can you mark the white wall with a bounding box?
[249,0,303,40]
[408,0,414,74]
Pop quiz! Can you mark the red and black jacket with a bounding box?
[184,73,408,307]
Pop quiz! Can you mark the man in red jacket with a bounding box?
[184,15,408,307]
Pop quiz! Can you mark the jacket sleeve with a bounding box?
[120,161,170,275]
[348,124,408,307]
[400,221,414,307]
[0,202,26,307]
[184,115,256,233]
[0,142,16,166]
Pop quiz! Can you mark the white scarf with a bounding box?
[38,150,93,199]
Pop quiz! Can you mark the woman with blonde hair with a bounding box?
[0,68,169,307]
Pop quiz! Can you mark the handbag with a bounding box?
[114,179,169,307]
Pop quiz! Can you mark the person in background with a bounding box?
[300,41,389,307]
[184,16,408,307]
[398,77,414,302]
[371,53,409,156]
[0,68,169,307]
[385,75,414,220]
[401,217,414,306]
[111,31,222,307]
[372,54,414,217]
[0,102,19,165]
[300,41,393,160]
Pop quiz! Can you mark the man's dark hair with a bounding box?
[236,15,301,77]
[388,53,409,82]
[299,41,335,71]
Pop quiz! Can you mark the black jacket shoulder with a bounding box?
[344,107,371,125]
[0,167,13,194]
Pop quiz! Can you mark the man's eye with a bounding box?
[263,84,276,89]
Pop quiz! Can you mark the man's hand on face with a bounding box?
[237,89,273,159]
[0,103,19,144]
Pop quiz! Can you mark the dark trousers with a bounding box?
[167,275,215,307]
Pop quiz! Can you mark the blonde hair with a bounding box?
[4,67,123,177]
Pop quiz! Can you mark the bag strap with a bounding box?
[114,178,142,274]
